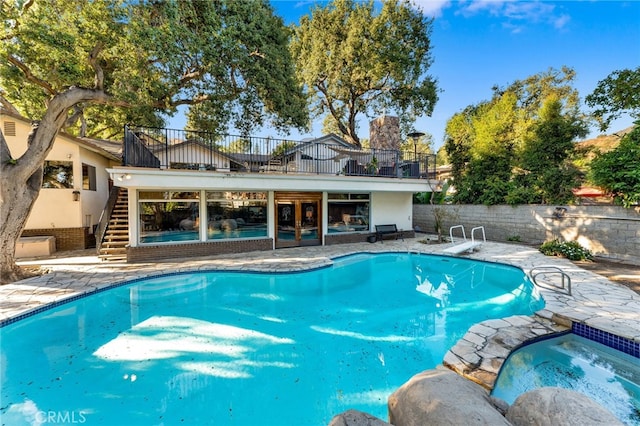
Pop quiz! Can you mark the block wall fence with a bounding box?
[413,204,640,265]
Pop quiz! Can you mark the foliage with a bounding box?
[585,67,640,132]
[290,0,438,146]
[1,0,308,139]
[506,235,521,242]
[272,141,297,157]
[511,97,587,204]
[589,124,640,207]
[444,67,587,205]
[539,239,593,261]
[0,0,309,282]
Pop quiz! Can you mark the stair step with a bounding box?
[99,255,127,262]
[99,248,127,252]
[101,242,129,248]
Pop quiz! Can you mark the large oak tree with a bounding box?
[0,0,308,282]
[290,0,438,147]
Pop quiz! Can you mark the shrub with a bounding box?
[539,239,593,261]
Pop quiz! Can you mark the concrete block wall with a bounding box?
[413,204,640,264]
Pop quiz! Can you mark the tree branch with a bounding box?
[7,55,56,96]
[88,43,105,90]
[0,94,21,115]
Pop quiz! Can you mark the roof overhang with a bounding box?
[107,167,435,193]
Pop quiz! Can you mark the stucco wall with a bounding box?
[413,204,640,264]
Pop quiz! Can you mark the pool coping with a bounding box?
[2,239,639,391]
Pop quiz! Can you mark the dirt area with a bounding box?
[573,258,640,295]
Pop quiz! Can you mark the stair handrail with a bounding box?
[95,186,122,253]
[529,265,572,295]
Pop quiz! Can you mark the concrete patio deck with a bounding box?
[2,238,639,389]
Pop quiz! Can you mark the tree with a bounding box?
[510,97,588,204]
[290,0,438,147]
[589,125,640,207]
[0,0,308,282]
[444,67,586,205]
[585,67,640,132]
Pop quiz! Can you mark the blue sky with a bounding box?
[171,0,640,149]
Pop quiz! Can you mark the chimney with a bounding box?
[369,115,400,150]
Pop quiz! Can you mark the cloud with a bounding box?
[413,0,453,18]
[455,0,571,32]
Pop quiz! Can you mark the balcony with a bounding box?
[123,125,436,179]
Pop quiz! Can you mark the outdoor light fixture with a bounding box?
[72,190,80,202]
[117,173,131,181]
[408,131,425,158]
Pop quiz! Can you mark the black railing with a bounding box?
[123,125,436,179]
[95,185,121,254]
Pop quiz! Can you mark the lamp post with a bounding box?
[408,131,424,159]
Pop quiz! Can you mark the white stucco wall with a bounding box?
[371,192,414,231]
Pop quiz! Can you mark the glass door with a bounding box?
[275,193,322,248]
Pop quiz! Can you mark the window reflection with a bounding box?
[327,193,370,233]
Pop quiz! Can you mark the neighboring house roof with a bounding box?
[150,138,246,166]
[573,186,606,197]
[281,133,353,158]
[1,108,121,162]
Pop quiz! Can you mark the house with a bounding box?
[106,116,438,262]
[1,109,121,255]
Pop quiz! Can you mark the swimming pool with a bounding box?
[492,333,640,425]
[1,253,543,425]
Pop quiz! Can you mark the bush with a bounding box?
[539,239,593,261]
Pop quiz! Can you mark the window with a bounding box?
[138,191,200,244]
[42,161,73,188]
[206,191,267,240]
[327,193,370,233]
[82,164,96,191]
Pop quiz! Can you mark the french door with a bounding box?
[275,192,322,248]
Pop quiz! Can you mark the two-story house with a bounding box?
[105,116,437,262]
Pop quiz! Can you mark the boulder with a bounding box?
[506,387,623,426]
[388,368,510,426]
[179,218,195,230]
[220,218,238,231]
[328,409,390,426]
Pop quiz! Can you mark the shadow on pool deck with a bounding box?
[573,258,640,295]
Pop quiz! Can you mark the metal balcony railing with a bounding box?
[123,125,436,179]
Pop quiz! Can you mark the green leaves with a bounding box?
[444,67,588,205]
[1,0,309,138]
[539,240,593,261]
[290,0,438,146]
[586,67,640,132]
[589,124,640,207]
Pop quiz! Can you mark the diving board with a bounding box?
[443,225,486,255]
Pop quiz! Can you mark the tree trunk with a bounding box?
[0,88,110,284]
[0,169,42,283]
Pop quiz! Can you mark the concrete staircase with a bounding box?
[98,188,129,262]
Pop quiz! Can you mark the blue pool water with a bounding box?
[141,226,268,243]
[492,334,640,425]
[1,253,543,425]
